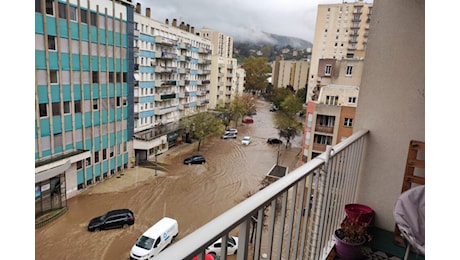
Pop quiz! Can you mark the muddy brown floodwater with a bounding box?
[35,98,303,260]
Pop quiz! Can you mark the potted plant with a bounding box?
[334,217,372,259]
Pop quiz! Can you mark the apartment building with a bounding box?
[271,57,309,91]
[131,4,212,162]
[35,0,135,215]
[300,0,372,163]
[197,28,243,109]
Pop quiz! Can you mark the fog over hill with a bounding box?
[231,28,312,49]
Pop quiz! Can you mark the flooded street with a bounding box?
[35,98,303,260]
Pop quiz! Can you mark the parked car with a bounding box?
[87,209,135,232]
[192,254,220,260]
[183,155,206,165]
[267,138,283,144]
[242,117,254,124]
[205,236,239,257]
[221,132,237,139]
[241,136,251,145]
[224,128,238,135]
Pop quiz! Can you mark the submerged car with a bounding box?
[224,128,238,135]
[241,136,251,145]
[221,132,237,139]
[267,138,283,144]
[87,209,135,232]
[242,117,254,124]
[205,236,239,257]
[183,155,206,165]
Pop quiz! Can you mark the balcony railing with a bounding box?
[155,130,369,260]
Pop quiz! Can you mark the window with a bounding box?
[80,8,87,24]
[348,97,357,104]
[45,0,54,15]
[325,65,332,76]
[346,66,353,76]
[69,6,77,21]
[314,135,332,145]
[35,0,42,13]
[39,104,48,117]
[74,100,81,113]
[90,12,97,26]
[92,71,99,83]
[63,101,71,114]
[123,97,127,106]
[93,99,99,110]
[52,102,61,116]
[325,95,339,106]
[48,35,56,50]
[110,146,114,157]
[50,70,58,84]
[344,118,353,127]
[102,149,107,160]
[76,160,83,170]
[94,151,99,163]
[86,157,91,166]
[116,97,121,107]
[58,2,67,19]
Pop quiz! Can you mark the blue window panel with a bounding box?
[140,81,154,88]
[108,83,115,97]
[100,57,107,71]
[86,167,93,179]
[77,170,84,185]
[110,158,115,169]
[123,60,128,70]
[100,83,107,98]
[46,16,57,35]
[71,54,81,70]
[70,22,79,39]
[74,113,82,129]
[59,20,68,38]
[117,131,122,144]
[40,118,51,136]
[52,117,62,134]
[35,51,46,69]
[37,86,49,103]
[83,84,91,99]
[124,153,129,163]
[115,32,121,46]
[110,133,115,144]
[48,52,59,70]
[55,146,63,154]
[102,161,108,173]
[108,58,114,71]
[102,135,108,148]
[51,86,60,102]
[35,152,39,160]
[64,115,73,131]
[85,138,92,149]
[92,84,99,99]
[61,53,70,70]
[121,33,127,47]
[65,143,74,151]
[122,84,128,96]
[94,164,101,177]
[101,110,108,124]
[90,27,98,43]
[93,111,100,126]
[62,85,71,101]
[81,55,90,70]
[94,136,100,150]
[116,108,122,121]
[115,59,121,71]
[109,109,115,122]
[116,83,122,96]
[107,31,114,45]
[42,150,52,157]
[84,112,92,126]
[139,34,154,42]
[35,14,44,34]
[140,66,154,74]
[139,96,154,103]
[73,84,81,100]
[99,29,106,44]
[80,25,89,41]
[76,141,83,150]
[91,56,98,70]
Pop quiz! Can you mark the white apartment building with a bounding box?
[271,58,310,91]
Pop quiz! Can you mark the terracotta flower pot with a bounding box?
[334,229,366,260]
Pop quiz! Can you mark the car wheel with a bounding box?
[201,161,205,164]
[123,223,128,229]
[188,162,191,165]
[234,250,237,255]
[95,228,100,232]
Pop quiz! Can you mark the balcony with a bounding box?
[154,131,372,259]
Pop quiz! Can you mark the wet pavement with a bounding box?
[35,98,303,260]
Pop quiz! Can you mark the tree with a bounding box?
[181,112,223,151]
[296,87,307,103]
[242,56,271,92]
[280,95,304,118]
[229,93,256,128]
[274,94,304,148]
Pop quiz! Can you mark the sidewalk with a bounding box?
[82,142,197,195]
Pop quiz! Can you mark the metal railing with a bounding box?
[155,130,369,260]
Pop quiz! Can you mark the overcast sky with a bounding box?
[134,0,366,43]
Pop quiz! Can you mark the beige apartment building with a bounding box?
[300,0,372,162]
[197,28,244,109]
[271,57,309,91]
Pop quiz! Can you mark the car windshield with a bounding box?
[135,235,155,250]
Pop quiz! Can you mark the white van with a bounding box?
[130,217,179,260]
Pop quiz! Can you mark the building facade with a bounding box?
[35,0,135,216]
[300,0,372,163]
[271,57,309,91]
[132,4,212,162]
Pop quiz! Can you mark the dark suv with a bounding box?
[87,209,135,232]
